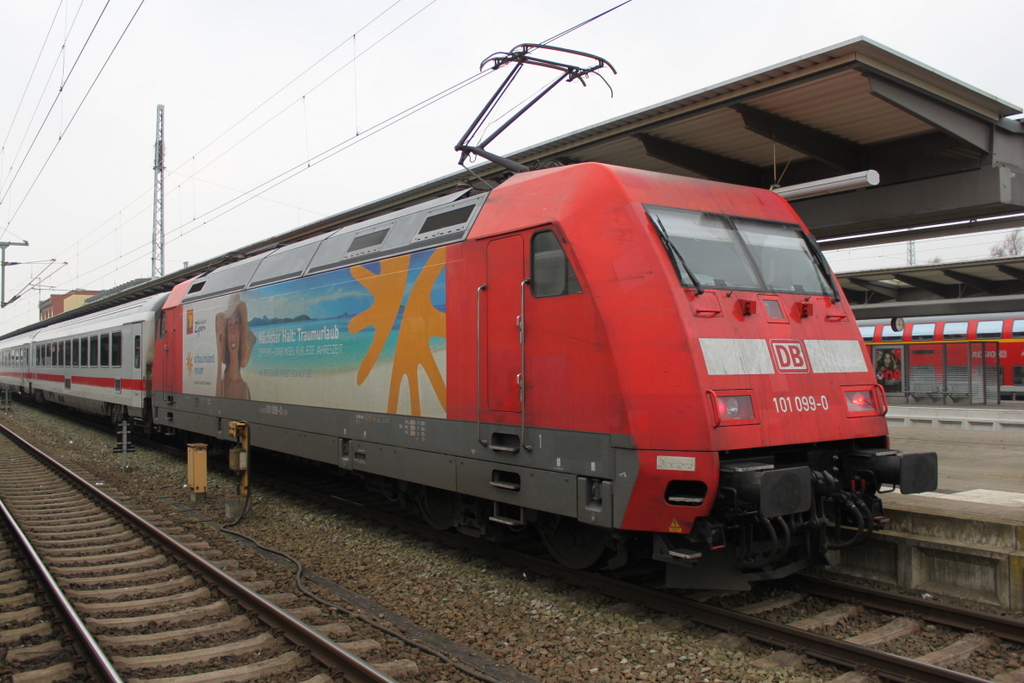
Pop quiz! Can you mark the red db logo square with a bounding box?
[770,339,809,373]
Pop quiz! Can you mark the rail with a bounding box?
[0,496,124,682]
[0,422,399,683]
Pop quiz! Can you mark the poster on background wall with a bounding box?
[873,345,903,394]
[181,248,448,418]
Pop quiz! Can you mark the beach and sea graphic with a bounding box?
[182,247,447,418]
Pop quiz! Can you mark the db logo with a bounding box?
[770,339,809,373]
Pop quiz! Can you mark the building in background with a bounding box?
[39,290,102,320]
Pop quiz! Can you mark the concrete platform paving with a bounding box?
[827,422,1024,610]
[886,404,1024,431]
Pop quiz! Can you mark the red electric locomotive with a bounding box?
[147,162,936,588]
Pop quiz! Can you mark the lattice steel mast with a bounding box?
[152,104,165,278]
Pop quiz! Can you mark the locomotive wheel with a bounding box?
[539,517,610,570]
[419,487,459,531]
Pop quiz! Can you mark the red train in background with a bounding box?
[859,315,1024,401]
[0,162,938,589]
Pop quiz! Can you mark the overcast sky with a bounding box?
[1,0,1021,334]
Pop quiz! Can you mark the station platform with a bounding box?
[827,423,1024,611]
[885,400,1024,431]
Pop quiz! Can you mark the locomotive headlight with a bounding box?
[721,397,742,418]
[708,392,756,426]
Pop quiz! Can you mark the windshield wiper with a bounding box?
[652,215,703,295]
[804,235,841,302]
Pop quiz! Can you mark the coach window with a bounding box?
[881,325,904,341]
[58,341,64,366]
[976,320,1003,339]
[1013,320,1024,338]
[64,340,71,365]
[72,339,79,366]
[111,332,122,367]
[134,335,141,369]
[911,323,935,341]
[942,322,968,340]
[100,334,110,367]
[89,336,99,367]
[531,230,582,298]
[858,326,875,342]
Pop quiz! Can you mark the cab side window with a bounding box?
[531,230,582,298]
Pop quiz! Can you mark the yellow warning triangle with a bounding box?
[669,519,682,533]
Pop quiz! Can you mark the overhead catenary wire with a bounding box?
[52,67,495,291]
[0,2,64,182]
[0,0,147,238]
[0,0,116,214]
[1,0,90,198]
[10,1,635,316]
[32,0,430,274]
[180,0,441,187]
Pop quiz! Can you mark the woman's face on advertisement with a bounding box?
[227,308,242,356]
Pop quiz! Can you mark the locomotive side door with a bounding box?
[485,235,525,413]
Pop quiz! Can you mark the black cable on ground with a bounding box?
[217,518,505,683]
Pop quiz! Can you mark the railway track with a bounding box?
[0,423,413,683]
[243,454,1024,683]
[8,405,1024,682]
[1,500,101,681]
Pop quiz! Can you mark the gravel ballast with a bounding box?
[1,403,846,683]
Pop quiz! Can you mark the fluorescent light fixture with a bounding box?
[773,170,880,200]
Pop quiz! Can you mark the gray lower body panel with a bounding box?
[153,392,635,526]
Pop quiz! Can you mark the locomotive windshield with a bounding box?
[646,206,833,296]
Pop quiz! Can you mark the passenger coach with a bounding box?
[859,314,1024,401]
[0,294,166,423]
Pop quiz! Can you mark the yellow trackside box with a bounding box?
[187,443,208,494]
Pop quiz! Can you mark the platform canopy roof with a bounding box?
[842,255,1024,319]
[232,35,1024,264]
[498,36,1024,243]
[15,37,1024,334]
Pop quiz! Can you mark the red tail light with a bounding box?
[845,388,877,414]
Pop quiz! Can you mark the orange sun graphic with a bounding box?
[348,248,447,415]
